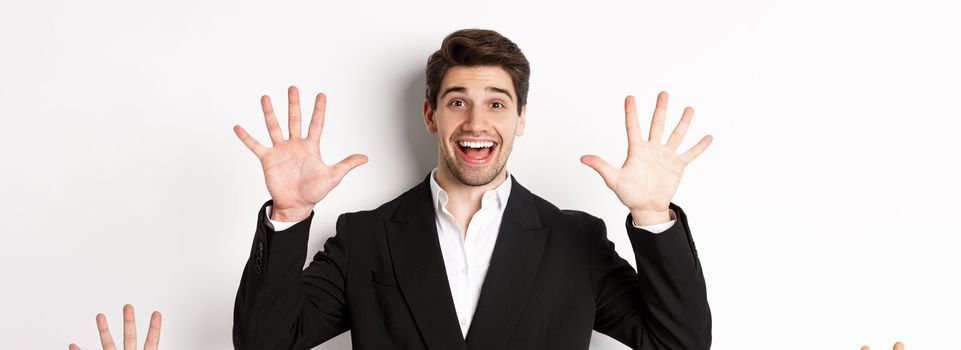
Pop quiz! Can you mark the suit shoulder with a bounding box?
[339,194,401,223]
[338,180,424,222]
[527,191,604,228]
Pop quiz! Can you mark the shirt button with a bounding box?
[460,318,467,325]
[461,267,468,274]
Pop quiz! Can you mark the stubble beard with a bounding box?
[440,138,512,186]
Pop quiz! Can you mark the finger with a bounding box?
[233,125,268,158]
[288,86,303,140]
[68,343,81,350]
[624,95,642,154]
[96,313,117,350]
[893,342,904,350]
[648,91,669,143]
[122,304,136,350]
[580,155,619,188]
[862,347,871,350]
[331,154,369,182]
[666,106,694,151]
[306,93,327,143]
[261,95,285,144]
[144,311,162,350]
[679,135,713,164]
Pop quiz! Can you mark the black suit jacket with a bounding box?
[234,174,711,349]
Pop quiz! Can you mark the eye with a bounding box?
[490,101,504,109]
[449,99,466,107]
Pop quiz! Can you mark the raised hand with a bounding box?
[861,342,905,350]
[233,86,368,222]
[68,304,161,350]
[581,92,712,226]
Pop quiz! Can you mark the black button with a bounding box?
[254,241,265,274]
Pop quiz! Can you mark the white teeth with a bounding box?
[458,141,494,148]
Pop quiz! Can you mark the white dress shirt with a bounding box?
[265,169,676,339]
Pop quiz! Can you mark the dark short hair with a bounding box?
[425,29,530,115]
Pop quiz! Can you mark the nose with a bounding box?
[462,108,491,134]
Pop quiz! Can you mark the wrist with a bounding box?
[269,205,313,222]
[630,208,672,226]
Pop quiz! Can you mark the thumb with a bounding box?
[332,154,369,181]
[580,155,618,187]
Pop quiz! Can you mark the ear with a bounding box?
[423,99,438,133]
[515,104,526,137]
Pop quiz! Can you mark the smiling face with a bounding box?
[423,65,526,186]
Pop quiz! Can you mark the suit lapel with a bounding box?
[465,177,550,349]
[385,175,467,350]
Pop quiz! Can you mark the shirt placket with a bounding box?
[439,201,471,330]
[438,191,499,335]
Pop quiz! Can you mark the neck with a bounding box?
[433,164,508,206]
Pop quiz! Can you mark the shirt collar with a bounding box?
[428,168,512,212]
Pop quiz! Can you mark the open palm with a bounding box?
[581,92,712,224]
[234,86,367,221]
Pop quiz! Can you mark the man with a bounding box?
[232,29,712,349]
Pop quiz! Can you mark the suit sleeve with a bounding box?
[233,200,352,349]
[591,203,712,350]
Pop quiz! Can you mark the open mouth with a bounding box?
[455,139,498,165]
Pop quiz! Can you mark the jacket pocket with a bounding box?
[370,270,399,288]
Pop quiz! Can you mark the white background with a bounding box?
[1,0,959,349]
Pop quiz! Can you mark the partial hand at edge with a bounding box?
[68,304,161,350]
[862,341,905,350]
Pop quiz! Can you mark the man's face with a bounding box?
[423,65,526,186]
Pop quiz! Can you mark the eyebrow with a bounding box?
[487,87,514,102]
[440,86,515,102]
